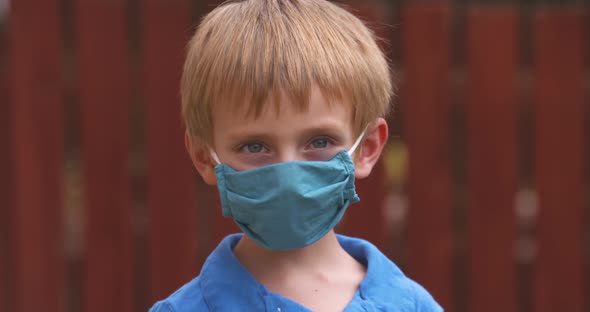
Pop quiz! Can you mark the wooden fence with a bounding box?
[1,0,588,312]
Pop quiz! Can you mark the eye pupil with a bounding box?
[247,143,263,153]
[312,139,328,148]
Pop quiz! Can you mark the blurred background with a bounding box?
[0,0,588,312]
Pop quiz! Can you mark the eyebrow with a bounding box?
[299,125,346,139]
[226,132,275,144]
[225,124,348,144]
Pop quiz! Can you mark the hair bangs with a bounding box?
[204,3,352,121]
[182,0,393,145]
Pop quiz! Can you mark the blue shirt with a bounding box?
[150,234,443,311]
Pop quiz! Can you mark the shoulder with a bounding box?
[337,235,443,311]
[149,276,209,312]
[368,260,443,311]
[149,234,250,312]
[369,262,443,311]
[393,277,443,312]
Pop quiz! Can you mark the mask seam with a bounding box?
[216,166,233,217]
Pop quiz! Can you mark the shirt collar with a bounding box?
[337,235,416,309]
[199,234,414,311]
[199,234,269,311]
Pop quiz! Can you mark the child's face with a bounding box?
[187,86,388,186]
[211,87,356,171]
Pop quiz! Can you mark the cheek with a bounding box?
[220,152,276,171]
[233,159,272,171]
[303,148,343,161]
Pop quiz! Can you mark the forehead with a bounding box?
[212,87,353,140]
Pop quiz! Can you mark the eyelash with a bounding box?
[307,137,334,150]
[239,142,268,154]
[237,136,337,154]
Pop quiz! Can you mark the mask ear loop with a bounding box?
[211,127,368,163]
[210,150,221,165]
[347,126,368,156]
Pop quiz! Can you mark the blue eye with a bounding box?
[243,143,265,153]
[310,138,329,149]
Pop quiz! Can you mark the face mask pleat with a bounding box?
[211,128,367,250]
[216,150,360,250]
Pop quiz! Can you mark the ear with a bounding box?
[354,118,388,179]
[185,132,218,186]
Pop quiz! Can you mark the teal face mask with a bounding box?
[211,132,364,250]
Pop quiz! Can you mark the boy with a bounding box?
[151,0,442,311]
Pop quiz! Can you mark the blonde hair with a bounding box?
[181,0,393,145]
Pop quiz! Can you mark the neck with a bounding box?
[233,231,354,277]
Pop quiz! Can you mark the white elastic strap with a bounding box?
[210,150,221,165]
[211,128,367,162]
[347,127,368,156]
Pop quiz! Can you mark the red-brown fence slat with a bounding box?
[9,1,64,311]
[0,16,13,312]
[466,7,519,312]
[402,3,452,310]
[142,0,200,303]
[533,8,587,312]
[76,1,133,311]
